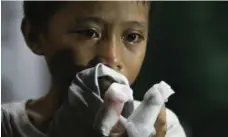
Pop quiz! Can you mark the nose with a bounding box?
[89,36,123,72]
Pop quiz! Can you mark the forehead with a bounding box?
[58,1,149,24]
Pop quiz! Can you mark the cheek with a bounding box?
[44,16,97,64]
[42,36,97,86]
[123,46,146,85]
[43,35,97,67]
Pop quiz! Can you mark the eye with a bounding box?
[73,28,100,39]
[122,32,144,44]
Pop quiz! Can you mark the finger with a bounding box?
[93,83,133,136]
[127,82,174,137]
[109,101,134,137]
[110,121,127,137]
[98,77,134,118]
[98,76,115,99]
[128,84,163,128]
[154,107,167,137]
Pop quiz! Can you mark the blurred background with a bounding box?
[1,1,50,103]
[1,1,228,137]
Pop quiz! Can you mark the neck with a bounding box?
[26,82,68,132]
[49,83,67,104]
[40,82,68,118]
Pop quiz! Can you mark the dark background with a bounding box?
[132,2,228,137]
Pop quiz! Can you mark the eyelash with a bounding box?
[122,32,144,44]
[73,28,101,39]
[72,28,144,44]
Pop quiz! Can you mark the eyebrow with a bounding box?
[75,17,147,29]
[75,17,105,25]
[125,21,147,29]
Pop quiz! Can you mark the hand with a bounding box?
[109,107,167,137]
[48,65,173,137]
[154,107,167,137]
[94,81,173,137]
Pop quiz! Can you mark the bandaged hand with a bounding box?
[93,81,174,137]
[48,64,174,137]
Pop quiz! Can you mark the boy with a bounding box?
[2,1,186,137]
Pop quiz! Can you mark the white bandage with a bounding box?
[94,83,133,136]
[121,81,175,137]
[50,63,179,137]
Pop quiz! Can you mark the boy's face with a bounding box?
[32,2,149,88]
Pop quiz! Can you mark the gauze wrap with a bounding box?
[48,63,174,137]
[48,63,134,137]
[120,81,174,137]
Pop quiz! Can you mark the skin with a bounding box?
[21,2,166,137]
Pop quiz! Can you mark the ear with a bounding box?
[21,17,44,55]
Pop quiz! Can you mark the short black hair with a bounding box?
[23,1,154,30]
[23,1,65,30]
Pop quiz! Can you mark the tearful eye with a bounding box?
[73,28,100,39]
[123,32,144,44]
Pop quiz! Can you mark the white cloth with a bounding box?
[50,63,186,137]
[121,81,174,137]
[2,63,186,137]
